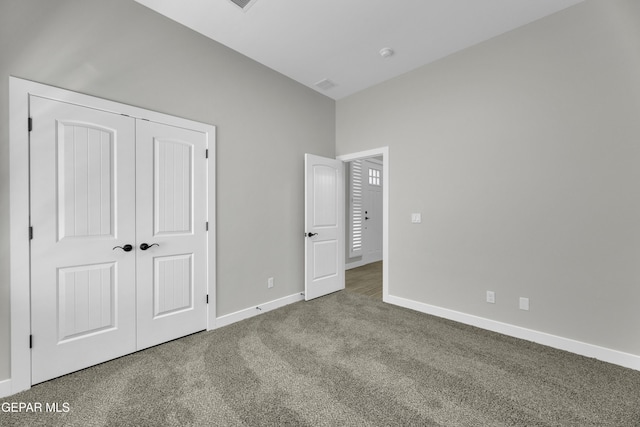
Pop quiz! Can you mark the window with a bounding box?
[349,160,363,257]
[368,168,381,186]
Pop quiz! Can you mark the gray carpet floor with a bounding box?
[2,291,640,426]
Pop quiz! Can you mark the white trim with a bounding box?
[0,379,11,398]
[207,127,217,330]
[346,259,368,270]
[387,294,640,371]
[214,293,305,329]
[8,77,217,396]
[337,147,389,302]
[9,77,32,396]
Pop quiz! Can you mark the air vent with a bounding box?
[229,0,259,11]
[314,79,337,91]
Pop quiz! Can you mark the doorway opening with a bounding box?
[337,148,388,302]
[345,260,383,299]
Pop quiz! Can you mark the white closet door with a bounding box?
[30,97,137,384]
[135,120,208,350]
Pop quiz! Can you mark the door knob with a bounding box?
[140,243,160,251]
[306,232,318,237]
[113,244,133,252]
[365,217,370,220]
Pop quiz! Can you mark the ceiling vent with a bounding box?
[314,79,337,91]
[229,0,259,11]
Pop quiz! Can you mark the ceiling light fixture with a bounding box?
[379,47,394,58]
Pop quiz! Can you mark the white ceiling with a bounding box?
[134,0,583,100]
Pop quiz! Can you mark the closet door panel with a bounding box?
[30,96,137,384]
[135,120,208,350]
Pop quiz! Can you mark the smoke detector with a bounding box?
[379,47,395,58]
[229,0,259,11]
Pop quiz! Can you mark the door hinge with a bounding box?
[28,117,33,132]
[206,294,209,304]
[29,226,33,240]
[29,335,33,349]
[206,221,209,231]
[205,149,209,159]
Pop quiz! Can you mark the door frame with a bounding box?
[8,77,217,395]
[337,147,389,302]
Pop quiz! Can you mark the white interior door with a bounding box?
[135,120,208,350]
[363,160,383,264]
[304,154,345,300]
[30,97,137,384]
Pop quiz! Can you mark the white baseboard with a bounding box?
[346,260,366,270]
[346,258,383,270]
[385,294,640,371]
[214,292,305,329]
[0,378,11,398]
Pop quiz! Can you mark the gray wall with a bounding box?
[0,0,335,382]
[337,1,640,355]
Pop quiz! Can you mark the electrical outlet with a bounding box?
[486,291,495,304]
[267,277,274,289]
[519,297,529,311]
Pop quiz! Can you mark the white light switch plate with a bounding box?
[411,213,422,223]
